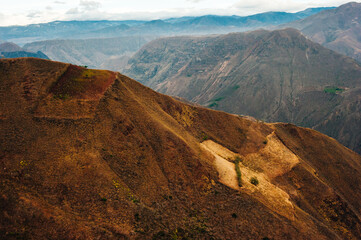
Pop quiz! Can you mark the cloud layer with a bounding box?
[0,0,357,26]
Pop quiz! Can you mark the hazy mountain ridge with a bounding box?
[23,36,151,70]
[1,58,361,239]
[0,7,332,45]
[125,28,361,154]
[0,42,49,60]
[0,6,332,70]
[282,2,361,63]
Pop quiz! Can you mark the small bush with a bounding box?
[201,132,209,141]
[263,139,268,144]
[250,177,259,186]
[234,157,242,187]
[231,213,238,218]
[100,197,107,202]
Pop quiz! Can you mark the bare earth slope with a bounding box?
[1,58,361,239]
[125,28,361,154]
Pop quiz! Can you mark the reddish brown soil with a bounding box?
[0,58,361,239]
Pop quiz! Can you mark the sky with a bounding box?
[0,0,357,26]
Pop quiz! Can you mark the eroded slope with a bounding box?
[1,58,361,239]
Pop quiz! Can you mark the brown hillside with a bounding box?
[1,58,361,239]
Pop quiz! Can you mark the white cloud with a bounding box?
[79,0,101,11]
[27,11,42,19]
[66,8,80,15]
[186,0,205,3]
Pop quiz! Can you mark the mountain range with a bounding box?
[0,7,332,45]
[1,57,361,239]
[282,2,361,63]
[23,36,151,70]
[124,28,361,154]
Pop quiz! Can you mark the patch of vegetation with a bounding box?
[213,97,225,102]
[208,102,218,108]
[53,93,70,100]
[129,194,140,204]
[250,177,259,186]
[162,195,173,200]
[234,156,242,187]
[263,139,268,144]
[112,179,140,204]
[324,86,344,94]
[208,95,227,108]
[201,132,209,141]
[100,197,107,202]
[231,213,238,218]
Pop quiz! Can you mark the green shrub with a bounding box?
[201,132,209,141]
[250,177,259,186]
[208,102,218,108]
[234,157,242,187]
[324,86,344,94]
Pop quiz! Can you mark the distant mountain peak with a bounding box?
[0,42,23,52]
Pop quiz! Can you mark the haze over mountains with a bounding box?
[282,2,361,63]
[0,7,331,70]
[125,28,361,154]
[1,58,361,239]
[24,37,150,70]
[0,7,331,45]
[0,42,49,60]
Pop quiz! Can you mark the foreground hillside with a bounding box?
[283,2,361,63]
[125,28,361,154]
[1,58,361,239]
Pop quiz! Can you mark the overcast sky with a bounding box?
[0,0,357,26]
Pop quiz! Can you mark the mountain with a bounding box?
[0,42,49,60]
[23,37,151,71]
[87,8,333,39]
[124,28,361,154]
[0,42,23,52]
[0,7,331,45]
[0,20,145,45]
[1,57,361,239]
[282,2,361,63]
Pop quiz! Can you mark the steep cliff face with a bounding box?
[1,58,361,239]
[125,28,361,154]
